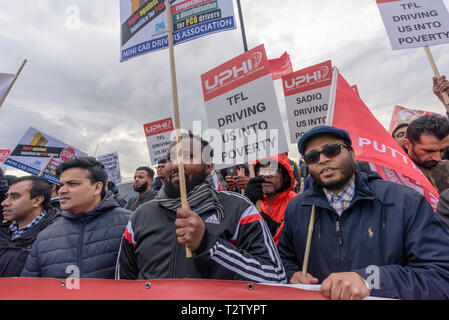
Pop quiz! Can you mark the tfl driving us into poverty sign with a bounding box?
[282,60,332,144]
[201,44,289,169]
[144,117,174,165]
[120,0,236,62]
[376,0,449,49]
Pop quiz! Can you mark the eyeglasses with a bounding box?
[304,143,349,165]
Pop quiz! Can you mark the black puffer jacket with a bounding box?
[0,206,60,277]
[21,191,131,279]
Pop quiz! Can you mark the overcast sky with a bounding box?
[1,0,449,180]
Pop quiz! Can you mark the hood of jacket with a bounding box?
[61,190,120,221]
[254,153,298,222]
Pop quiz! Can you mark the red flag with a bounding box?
[328,69,439,210]
[388,105,435,134]
[269,52,293,80]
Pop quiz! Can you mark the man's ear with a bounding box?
[402,138,412,153]
[32,195,45,208]
[93,181,103,196]
[205,163,214,175]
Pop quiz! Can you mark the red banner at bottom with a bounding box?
[0,278,327,300]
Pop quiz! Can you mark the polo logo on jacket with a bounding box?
[368,226,374,239]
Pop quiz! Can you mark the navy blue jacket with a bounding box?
[21,191,130,279]
[278,171,449,299]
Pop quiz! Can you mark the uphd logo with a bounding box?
[144,120,173,136]
[204,51,263,91]
[284,65,330,89]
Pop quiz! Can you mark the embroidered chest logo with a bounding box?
[204,213,220,225]
[368,226,374,239]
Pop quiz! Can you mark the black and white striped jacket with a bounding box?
[116,191,287,283]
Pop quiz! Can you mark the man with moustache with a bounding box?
[116,133,286,283]
[21,157,130,279]
[125,166,158,211]
[277,125,449,300]
[243,153,297,245]
[402,114,449,193]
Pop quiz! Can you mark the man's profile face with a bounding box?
[403,134,449,169]
[393,126,407,146]
[133,170,151,193]
[164,138,212,198]
[156,163,165,177]
[1,181,39,222]
[58,167,102,213]
[304,135,356,194]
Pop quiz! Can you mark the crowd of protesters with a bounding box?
[1,77,449,300]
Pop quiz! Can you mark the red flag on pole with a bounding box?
[268,52,293,80]
[327,69,439,210]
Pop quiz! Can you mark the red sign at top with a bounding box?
[0,149,10,162]
[143,118,174,137]
[201,44,271,102]
[282,60,332,97]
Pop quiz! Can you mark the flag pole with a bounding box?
[236,0,248,52]
[0,59,27,108]
[166,1,192,258]
[424,46,449,113]
[302,205,316,276]
[38,155,54,177]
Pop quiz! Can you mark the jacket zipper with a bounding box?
[77,216,86,276]
[336,218,343,246]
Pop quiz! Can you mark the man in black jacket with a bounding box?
[21,157,130,279]
[116,133,286,283]
[125,166,158,211]
[0,176,60,277]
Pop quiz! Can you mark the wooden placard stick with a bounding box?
[247,162,261,211]
[424,46,449,113]
[0,59,27,108]
[302,205,316,276]
[38,155,54,177]
[166,2,191,258]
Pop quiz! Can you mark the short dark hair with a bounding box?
[392,123,409,138]
[157,159,167,164]
[136,166,155,179]
[56,156,108,198]
[11,176,52,210]
[406,114,449,143]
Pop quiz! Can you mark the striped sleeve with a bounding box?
[115,220,139,279]
[208,203,287,284]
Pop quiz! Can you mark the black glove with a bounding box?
[244,177,265,205]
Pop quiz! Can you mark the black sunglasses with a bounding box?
[304,143,350,165]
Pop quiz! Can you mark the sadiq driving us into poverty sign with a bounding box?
[120,0,236,62]
[201,44,289,169]
[376,0,449,50]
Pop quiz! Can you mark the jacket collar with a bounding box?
[301,170,376,209]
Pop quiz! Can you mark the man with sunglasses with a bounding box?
[277,125,449,300]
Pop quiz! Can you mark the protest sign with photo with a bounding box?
[97,151,122,185]
[201,44,289,169]
[282,60,333,144]
[144,117,174,165]
[120,0,236,62]
[376,0,449,50]
[4,127,87,184]
[388,105,435,133]
[327,69,439,210]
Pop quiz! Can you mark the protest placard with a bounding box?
[282,60,333,144]
[144,117,174,165]
[97,151,122,185]
[201,44,289,169]
[376,0,449,50]
[388,105,435,133]
[268,52,293,81]
[0,149,10,173]
[120,0,236,62]
[4,127,87,184]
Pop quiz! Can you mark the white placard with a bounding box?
[97,151,122,185]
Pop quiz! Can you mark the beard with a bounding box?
[311,157,356,191]
[133,181,148,193]
[164,170,208,198]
